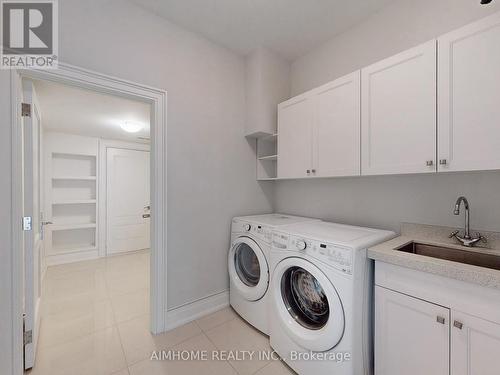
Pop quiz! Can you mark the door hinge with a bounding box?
[21,103,31,117]
[23,216,32,231]
[23,330,32,346]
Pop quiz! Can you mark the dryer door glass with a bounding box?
[281,266,329,330]
[234,242,261,287]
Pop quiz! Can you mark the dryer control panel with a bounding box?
[273,232,353,275]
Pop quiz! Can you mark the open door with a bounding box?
[21,79,44,370]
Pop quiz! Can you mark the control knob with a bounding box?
[244,224,251,231]
[296,240,307,251]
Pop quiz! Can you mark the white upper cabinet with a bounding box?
[278,71,361,179]
[274,14,500,181]
[361,40,437,175]
[438,13,500,172]
[313,72,360,177]
[278,96,313,179]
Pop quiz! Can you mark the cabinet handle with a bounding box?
[436,316,446,324]
[426,160,434,167]
[439,159,447,165]
[311,169,316,173]
[306,170,310,174]
[453,320,463,330]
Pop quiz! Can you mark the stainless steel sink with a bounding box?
[395,242,500,271]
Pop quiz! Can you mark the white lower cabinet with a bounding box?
[375,283,500,375]
[451,310,500,375]
[375,286,450,375]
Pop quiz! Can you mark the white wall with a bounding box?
[276,0,500,233]
[57,0,273,309]
[0,71,15,375]
[291,0,500,95]
[2,0,273,324]
[245,47,291,137]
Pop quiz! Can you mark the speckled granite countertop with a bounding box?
[368,223,500,290]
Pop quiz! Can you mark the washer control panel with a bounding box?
[273,232,353,274]
[233,220,273,243]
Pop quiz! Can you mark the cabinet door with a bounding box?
[375,286,449,375]
[313,71,361,177]
[278,96,313,178]
[361,40,437,175]
[451,310,500,375]
[438,13,500,172]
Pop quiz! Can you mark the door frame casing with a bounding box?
[10,63,167,374]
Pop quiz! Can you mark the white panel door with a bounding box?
[375,286,449,375]
[22,80,43,370]
[313,71,361,177]
[278,96,313,179]
[361,40,437,175]
[438,12,500,172]
[107,148,150,254]
[451,310,500,375]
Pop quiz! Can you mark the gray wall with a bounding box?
[276,0,500,233]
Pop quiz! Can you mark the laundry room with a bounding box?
[1,0,500,375]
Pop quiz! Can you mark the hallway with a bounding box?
[29,250,293,375]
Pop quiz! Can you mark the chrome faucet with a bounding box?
[449,196,487,247]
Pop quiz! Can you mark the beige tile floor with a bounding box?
[29,250,295,375]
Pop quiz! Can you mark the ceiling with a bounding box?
[131,0,394,60]
[34,80,151,143]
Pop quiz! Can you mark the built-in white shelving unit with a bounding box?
[49,152,97,255]
[44,133,100,265]
[256,133,278,181]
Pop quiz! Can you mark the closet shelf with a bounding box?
[51,245,97,254]
[52,176,97,181]
[258,154,277,161]
[50,223,97,231]
[52,199,97,205]
[260,133,278,141]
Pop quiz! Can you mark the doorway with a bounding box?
[10,64,167,375]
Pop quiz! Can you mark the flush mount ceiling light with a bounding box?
[120,121,144,133]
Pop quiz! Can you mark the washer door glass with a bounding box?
[272,257,345,352]
[228,237,269,301]
[281,266,329,330]
[234,242,261,287]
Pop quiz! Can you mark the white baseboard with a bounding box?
[45,250,99,266]
[166,290,229,330]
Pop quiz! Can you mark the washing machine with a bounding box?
[228,214,319,335]
[269,221,395,375]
